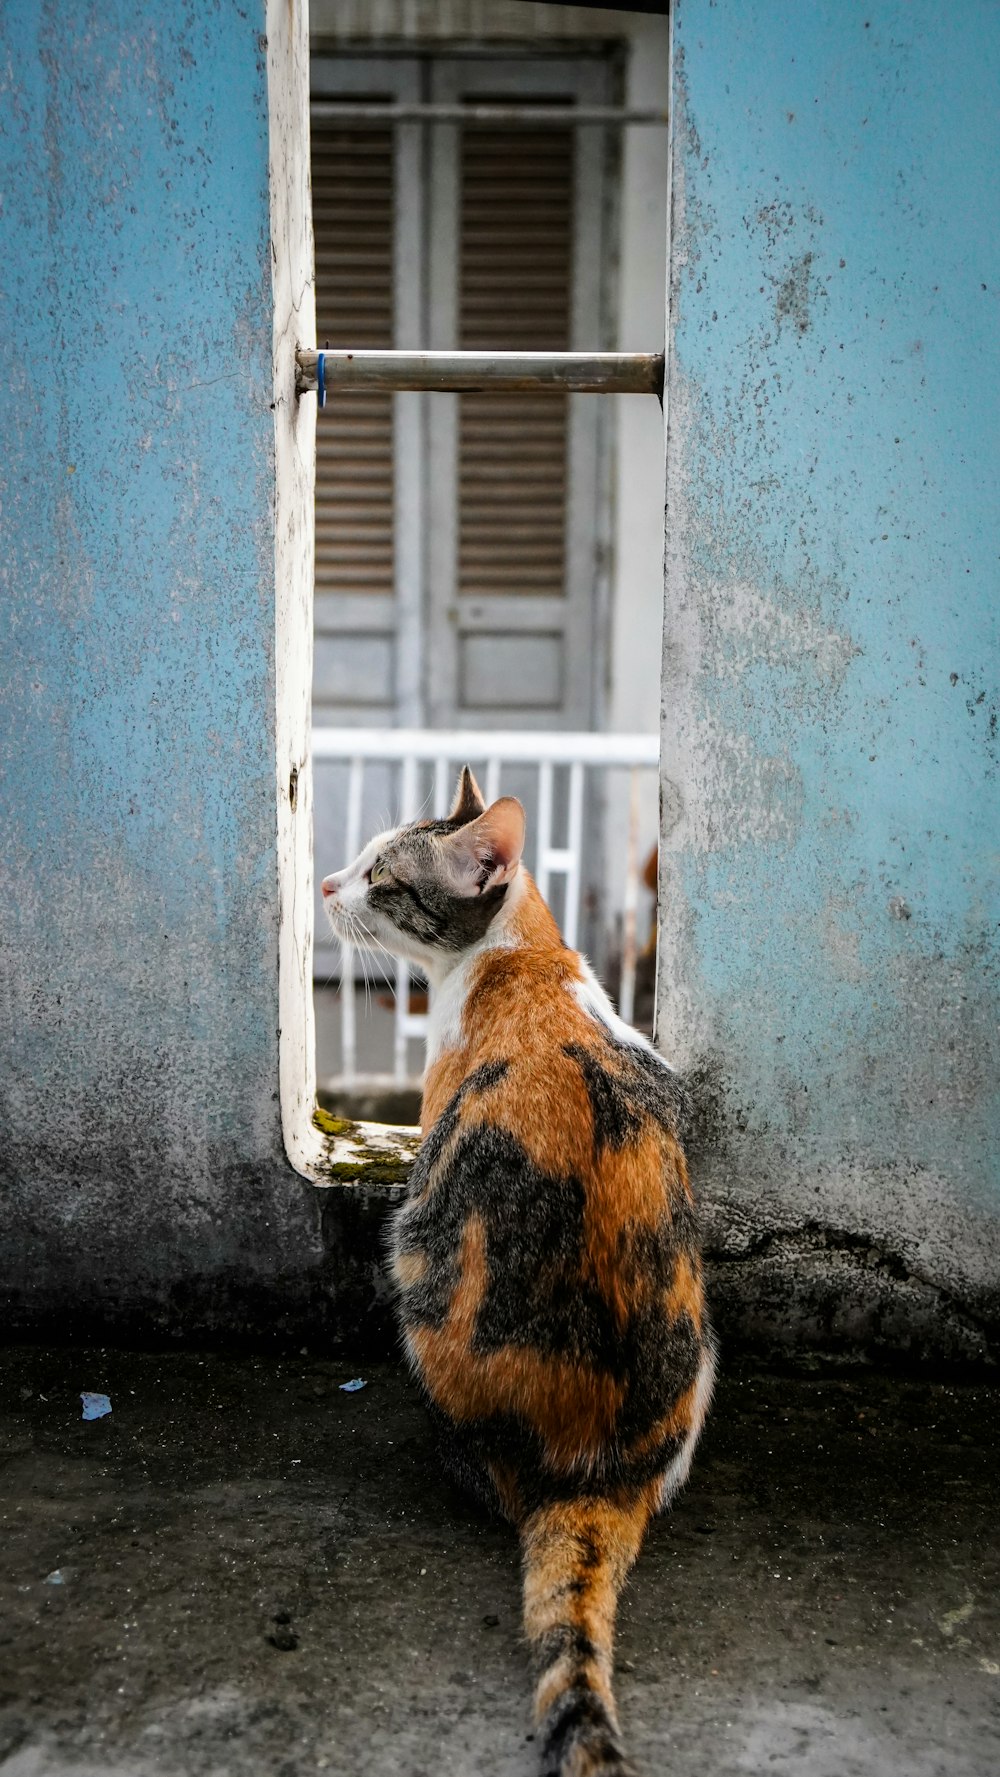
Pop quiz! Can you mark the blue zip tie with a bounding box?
[317,350,326,409]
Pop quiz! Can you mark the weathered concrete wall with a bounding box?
[3,0,997,1367]
[0,0,332,1339]
[659,0,1000,1363]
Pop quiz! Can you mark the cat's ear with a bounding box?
[449,765,486,825]
[439,797,525,897]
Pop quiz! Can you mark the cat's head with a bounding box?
[321,767,525,972]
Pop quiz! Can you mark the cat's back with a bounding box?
[421,933,690,1213]
[393,917,709,1498]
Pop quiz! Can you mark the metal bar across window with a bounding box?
[296,349,663,398]
[310,102,668,127]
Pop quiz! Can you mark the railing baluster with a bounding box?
[536,760,553,903]
[393,971,410,1081]
[619,768,641,1027]
[563,762,585,950]
[345,754,365,858]
[399,754,419,824]
[434,755,450,816]
[485,757,501,806]
[339,756,365,1085]
[394,755,420,1083]
[339,938,356,1085]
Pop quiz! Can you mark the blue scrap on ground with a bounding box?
[80,1392,112,1420]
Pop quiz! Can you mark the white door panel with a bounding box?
[311,52,613,972]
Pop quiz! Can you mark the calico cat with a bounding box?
[322,768,715,1777]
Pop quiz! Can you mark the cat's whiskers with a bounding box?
[352,916,400,979]
[353,914,421,1035]
[334,905,402,1012]
[348,924,372,1016]
[333,908,374,1019]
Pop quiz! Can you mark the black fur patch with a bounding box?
[540,1687,623,1777]
[397,1123,590,1342]
[462,1058,512,1096]
[410,1059,511,1179]
[396,1083,703,1485]
[562,1044,643,1149]
[423,1398,506,1517]
[565,1014,691,1140]
[534,1625,599,1673]
[429,1405,684,1508]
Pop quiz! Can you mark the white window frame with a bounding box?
[272,20,656,1180]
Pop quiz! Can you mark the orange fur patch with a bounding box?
[522,1489,659,1724]
[663,1249,704,1333]
[408,1217,627,1475]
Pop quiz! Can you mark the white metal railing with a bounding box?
[312,729,660,1086]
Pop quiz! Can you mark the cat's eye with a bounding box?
[369,858,390,885]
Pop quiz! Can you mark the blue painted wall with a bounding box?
[660,0,999,1359]
[0,0,326,1333]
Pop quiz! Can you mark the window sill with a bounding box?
[309,1107,419,1188]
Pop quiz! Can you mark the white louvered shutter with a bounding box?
[425,60,605,734]
[311,113,395,720]
[458,124,572,605]
[310,57,610,978]
[451,119,576,718]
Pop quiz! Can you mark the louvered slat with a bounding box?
[311,115,395,596]
[458,124,573,600]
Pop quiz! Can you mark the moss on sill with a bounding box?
[311,1104,420,1189]
[312,1107,360,1141]
[316,1156,413,1187]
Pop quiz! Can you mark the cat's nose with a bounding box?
[321,875,339,900]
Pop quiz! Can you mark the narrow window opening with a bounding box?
[300,14,670,1149]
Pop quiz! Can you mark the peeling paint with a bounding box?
[710,582,862,689]
[682,723,804,851]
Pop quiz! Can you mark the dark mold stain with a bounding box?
[775,250,815,333]
[680,1053,729,1160]
[704,1219,1000,1374]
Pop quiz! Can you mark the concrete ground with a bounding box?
[0,1348,997,1777]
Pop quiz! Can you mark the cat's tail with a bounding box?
[520,1487,654,1777]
